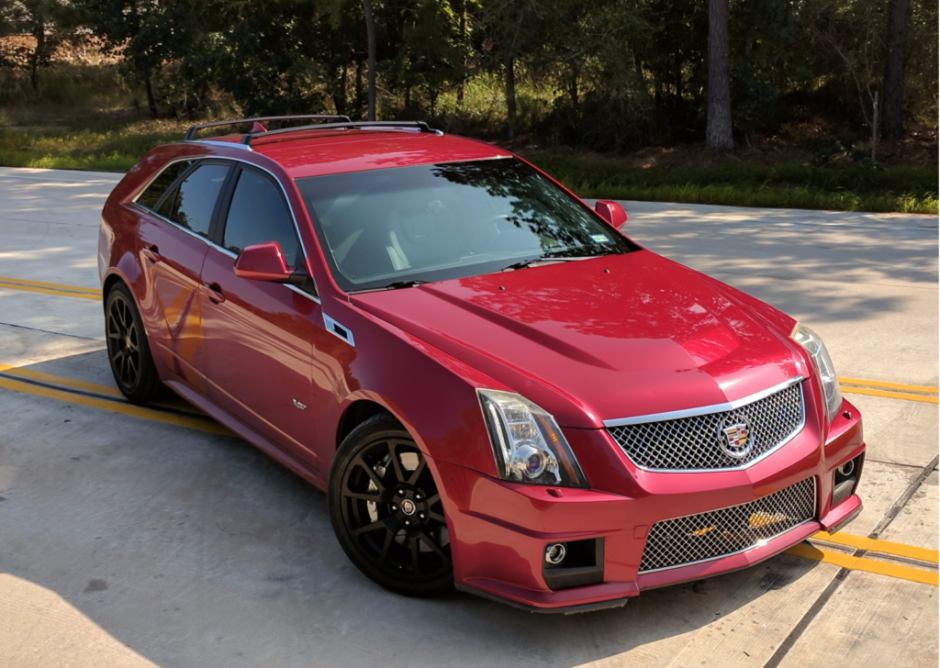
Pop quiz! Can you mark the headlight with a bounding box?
[478,389,588,488]
[790,323,843,422]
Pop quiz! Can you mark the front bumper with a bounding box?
[432,399,865,612]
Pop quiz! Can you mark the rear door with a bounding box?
[199,164,326,472]
[135,160,231,392]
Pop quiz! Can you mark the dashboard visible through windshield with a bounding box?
[295,158,637,292]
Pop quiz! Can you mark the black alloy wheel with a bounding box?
[105,283,162,403]
[329,413,454,597]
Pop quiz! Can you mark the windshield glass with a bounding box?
[295,158,637,292]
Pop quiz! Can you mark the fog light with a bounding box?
[832,455,862,508]
[545,543,566,566]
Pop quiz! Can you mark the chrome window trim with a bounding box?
[637,477,817,575]
[129,154,321,304]
[603,375,805,428]
[604,376,806,474]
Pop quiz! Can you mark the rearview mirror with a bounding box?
[594,200,628,229]
[234,242,294,282]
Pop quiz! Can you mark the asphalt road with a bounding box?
[0,167,936,668]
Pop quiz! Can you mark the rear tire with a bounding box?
[329,413,454,597]
[105,282,162,403]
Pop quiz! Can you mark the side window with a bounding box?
[223,169,301,265]
[167,163,230,238]
[135,160,192,210]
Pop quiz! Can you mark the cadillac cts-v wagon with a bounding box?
[98,116,865,612]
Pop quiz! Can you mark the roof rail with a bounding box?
[184,115,352,141]
[240,120,442,146]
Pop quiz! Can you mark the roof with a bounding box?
[249,129,512,180]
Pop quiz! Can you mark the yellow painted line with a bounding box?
[0,375,232,436]
[0,275,100,294]
[841,386,939,405]
[839,377,938,394]
[0,362,208,415]
[786,543,938,586]
[0,362,124,398]
[0,280,102,301]
[812,531,939,565]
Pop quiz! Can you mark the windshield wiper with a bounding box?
[499,253,603,272]
[382,280,429,290]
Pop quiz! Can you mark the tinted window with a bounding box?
[136,160,192,210]
[223,169,300,265]
[168,163,229,237]
[296,158,636,292]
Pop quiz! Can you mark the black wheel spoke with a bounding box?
[387,441,406,483]
[407,457,427,485]
[343,489,386,503]
[353,456,387,493]
[375,529,394,565]
[417,531,450,563]
[424,492,440,506]
[352,518,388,536]
[428,510,446,523]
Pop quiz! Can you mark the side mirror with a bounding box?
[234,242,294,282]
[594,200,628,229]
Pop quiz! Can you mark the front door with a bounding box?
[200,165,324,473]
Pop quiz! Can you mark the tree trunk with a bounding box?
[144,77,158,119]
[706,0,733,149]
[30,17,45,92]
[355,60,364,119]
[363,0,377,121]
[569,62,579,109]
[505,52,516,139]
[333,64,348,116]
[456,0,466,107]
[882,0,911,141]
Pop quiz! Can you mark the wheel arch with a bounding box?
[336,398,398,450]
[102,271,126,304]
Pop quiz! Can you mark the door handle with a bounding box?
[204,282,226,304]
[142,245,161,263]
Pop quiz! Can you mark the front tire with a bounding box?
[329,414,454,597]
[105,282,162,403]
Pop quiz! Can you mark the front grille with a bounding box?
[639,477,816,573]
[607,381,804,471]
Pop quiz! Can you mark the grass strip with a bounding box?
[0,127,935,214]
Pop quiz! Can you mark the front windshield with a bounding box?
[295,158,637,293]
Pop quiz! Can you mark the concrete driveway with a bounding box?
[0,167,936,668]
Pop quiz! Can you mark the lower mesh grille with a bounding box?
[639,477,816,573]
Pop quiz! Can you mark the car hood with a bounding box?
[350,250,803,428]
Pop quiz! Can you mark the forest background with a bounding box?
[0,0,935,213]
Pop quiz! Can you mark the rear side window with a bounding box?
[135,160,192,210]
[164,163,230,237]
[223,169,300,265]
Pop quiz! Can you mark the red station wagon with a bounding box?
[98,116,865,612]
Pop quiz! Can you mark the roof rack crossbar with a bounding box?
[184,115,352,141]
[240,120,440,146]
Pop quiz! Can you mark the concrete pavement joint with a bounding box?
[763,453,940,668]
[0,320,103,341]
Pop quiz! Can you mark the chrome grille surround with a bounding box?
[605,377,805,472]
[639,477,817,573]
